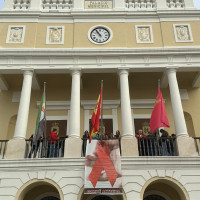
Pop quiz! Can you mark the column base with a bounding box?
[176,136,198,156]
[121,137,139,156]
[64,137,83,158]
[5,139,26,159]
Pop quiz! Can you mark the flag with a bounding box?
[34,92,46,141]
[89,89,102,143]
[150,88,170,134]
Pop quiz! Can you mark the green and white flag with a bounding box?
[34,92,46,141]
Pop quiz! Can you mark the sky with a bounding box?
[0,0,199,10]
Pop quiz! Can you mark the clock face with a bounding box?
[90,27,111,44]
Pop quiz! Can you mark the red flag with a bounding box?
[150,88,170,134]
[89,89,102,143]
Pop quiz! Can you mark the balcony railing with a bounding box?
[42,0,73,11]
[137,137,177,156]
[0,140,8,159]
[166,0,185,8]
[13,0,30,10]
[25,138,66,158]
[194,137,200,156]
[125,0,157,9]
[4,0,193,11]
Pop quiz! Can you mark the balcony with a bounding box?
[2,0,195,12]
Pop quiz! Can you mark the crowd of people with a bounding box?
[136,129,176,156]
[83,130,121,140]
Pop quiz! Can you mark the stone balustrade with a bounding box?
[2,0,195,11]
[166,0,185,8]
[125,0,156,9]
[42,0,73,10]
[13,0,30,10]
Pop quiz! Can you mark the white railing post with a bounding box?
[156,0,168,10]
[73,0,84,10]
[114,0,125,10]
[29,0,42,11]
[3,0,14,10]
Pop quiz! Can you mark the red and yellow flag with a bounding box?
[89,89,102,143]
[150,88,170,134]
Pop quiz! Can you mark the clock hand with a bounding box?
[96,30,102,37]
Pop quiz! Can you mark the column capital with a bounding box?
[70,68,82,76]
[118,68,130,76]
[166,67,179,75]
[21,69,34,76]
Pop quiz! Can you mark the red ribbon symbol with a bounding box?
[88,141,118,188]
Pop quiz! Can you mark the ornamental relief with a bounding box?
[175,25,190,41]
[7,26,25,43]
[136,26,153,43]
[47,26,64,44]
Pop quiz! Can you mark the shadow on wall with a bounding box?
[6,115,17,140]
[184,112,195,137]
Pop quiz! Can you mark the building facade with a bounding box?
[0,0,200,199]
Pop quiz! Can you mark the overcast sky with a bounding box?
[0,0,200,10]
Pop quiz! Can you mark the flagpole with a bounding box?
[43,82,47,156]
[100,80,103,140]
[158,79,160,89]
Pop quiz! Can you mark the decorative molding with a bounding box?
[37,101,70,110]
[173,24,193,43]
[46,26,65,45]
[135,25,154,44]
[131,99,155,109]
[6,25,26,44]
[81,100,120,109]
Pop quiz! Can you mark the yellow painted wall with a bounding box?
[1,21,200,48]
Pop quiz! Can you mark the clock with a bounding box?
[88,25,112,45]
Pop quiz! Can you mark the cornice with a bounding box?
[0,157,199,171]
[1,47,200,56]
[0,9,200,23]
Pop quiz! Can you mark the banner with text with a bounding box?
[84,139,122,195]
[85,0,113,9]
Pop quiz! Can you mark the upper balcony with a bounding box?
[2,0,196,13]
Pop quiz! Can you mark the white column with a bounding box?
[84,109,90,132]
[73,0,84,10]
[119,69,134,137]
[29,0,42,11]
[167,68,188,137]
[112,108,118,134]
[14,70,33,139]
[69,70,81,138]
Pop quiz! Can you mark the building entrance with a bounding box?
[144,195,166,200]
[41,197,60,200]
[91,196,113,200]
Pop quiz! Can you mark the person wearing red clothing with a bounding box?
[50,129,58,144]
[49,129,59,157]
[136,130,146,156]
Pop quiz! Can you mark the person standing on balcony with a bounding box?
[160,129,170,156]
[49,128,58,158]
[136,130,146,156]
